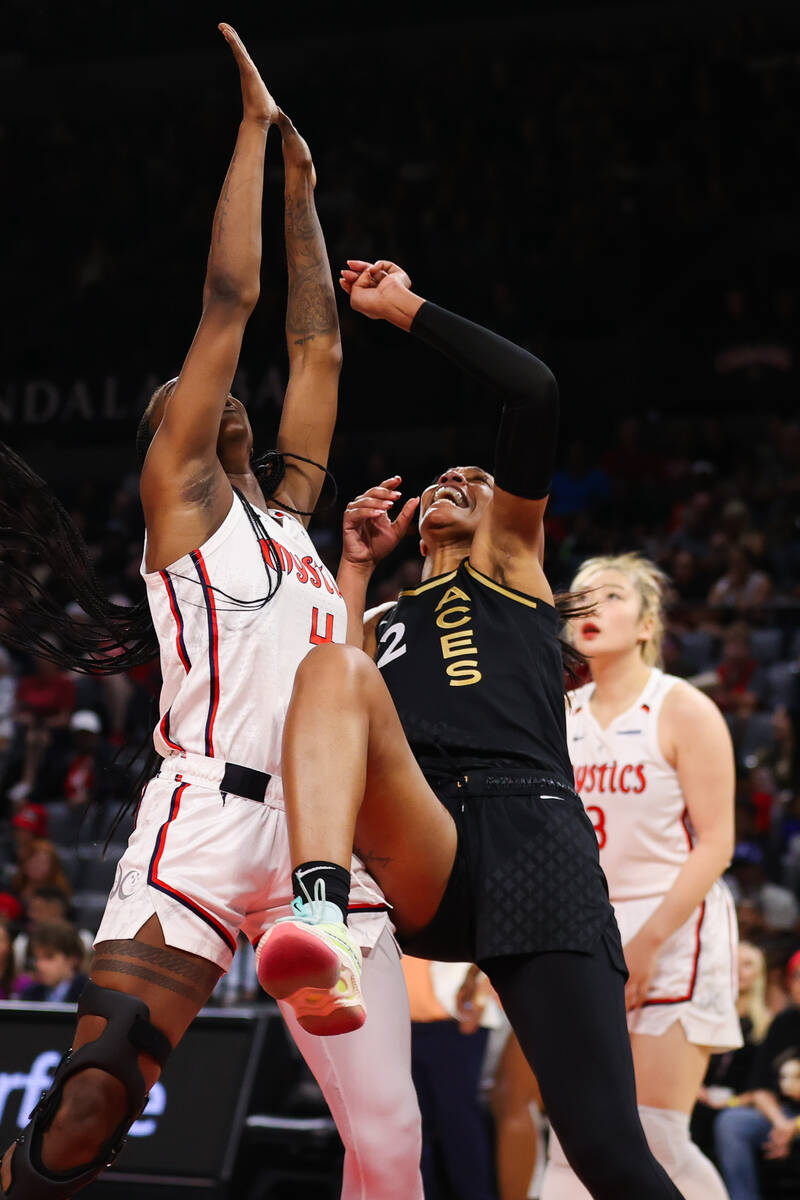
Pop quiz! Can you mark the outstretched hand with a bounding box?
[219,23,278,128]
[339,260,417,324]
[341,476,419,570]
[277,111,316,185]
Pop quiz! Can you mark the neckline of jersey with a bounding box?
[401,557,557,613]
[586,667,661,733]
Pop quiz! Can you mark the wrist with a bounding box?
[384,287,425,332]
[284,163,315,190]
[338,557,375,580]
[637,922,666,950]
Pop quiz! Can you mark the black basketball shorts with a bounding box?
[401,765,626,972]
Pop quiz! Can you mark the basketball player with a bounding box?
[256,259,686,1199]
[540,554,739,1200]
[0,34,422,1200]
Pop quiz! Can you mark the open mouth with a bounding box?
[581,621,600,638]
[430,485,468,509]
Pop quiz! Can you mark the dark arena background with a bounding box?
[1,1,800,1197]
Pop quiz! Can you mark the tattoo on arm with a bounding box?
[285,192,338,345]
[214,150,238,245]
[92,939,220,1005]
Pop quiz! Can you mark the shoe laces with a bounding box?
[277,878,340,926]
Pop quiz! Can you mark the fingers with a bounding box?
[394,496,421,535]
[219,23,252,68]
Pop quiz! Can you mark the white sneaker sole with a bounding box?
[255,923,366,1036]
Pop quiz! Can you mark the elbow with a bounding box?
[509,361,559,411]
[203,274,260,313]
[536,364,559,408]
[290,336,343,375]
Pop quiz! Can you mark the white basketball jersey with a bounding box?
[566,668,690,900]
[143,492,346,776]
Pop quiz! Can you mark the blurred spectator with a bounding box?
[713,624,762,715]
[34,709,122,810]
[708,545,773,615]
[18,920,88,1002]
[549,444,610,518]
[0,646,16,776]
[727,844,800,935]
[714,951,800,1199]
[6,804,49,887]
[0,892,23,927]
[667,492,716,559]
[692,942,770,1158]
[8,652,76,806]
[13,885,93,973]
[11,840,72,912]
[403,957,499,1200]
[0,922,29,1000]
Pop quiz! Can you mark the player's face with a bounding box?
[216,394,254,467]
[149,389,253,468]
[570,569,654,660]
[418,466,494,549]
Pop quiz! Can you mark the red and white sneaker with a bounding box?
[255,898,366,1036]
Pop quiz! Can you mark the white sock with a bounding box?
[638,1105,729,1200]
[540,1128,593,1200]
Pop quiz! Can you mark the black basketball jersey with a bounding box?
[375,558,573,782]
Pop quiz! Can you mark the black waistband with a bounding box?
[220,761,272,803]
[429,766,577,799]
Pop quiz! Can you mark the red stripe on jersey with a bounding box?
[191,549,220,757]
[148,780,236,955]
[642,900,706,1007]
[160,570,192,673]
[159,709,183,753]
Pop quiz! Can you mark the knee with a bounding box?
[344,1086,422,1184]
[564,1127,652,1196]
[44,1068,128,1166]
[295,641,377,693]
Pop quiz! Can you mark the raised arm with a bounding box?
[272,116,342,525]
[340,261,557,595]
[140,25,276,554]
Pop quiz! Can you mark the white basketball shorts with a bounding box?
[615,878,741,1050]
[95,754,391,971]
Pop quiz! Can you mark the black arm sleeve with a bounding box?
[410,300,559,500]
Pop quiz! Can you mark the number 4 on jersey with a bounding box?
[309,607,335,645]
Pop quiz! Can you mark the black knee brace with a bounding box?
[4,982,172,1198]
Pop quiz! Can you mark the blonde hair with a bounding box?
[570,552,669,667]
[738,941,770,1042]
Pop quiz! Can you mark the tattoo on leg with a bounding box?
[354,846,393,872]
[92,940,218,1004]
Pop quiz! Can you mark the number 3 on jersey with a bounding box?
[586,804,607,850]
[376,622,407,669]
